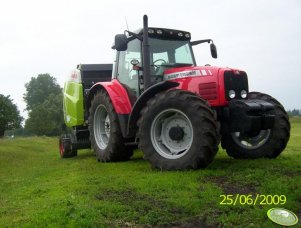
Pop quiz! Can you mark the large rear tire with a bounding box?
[89,91,133,162]
[138,90,219,170]
[221,92,290,158]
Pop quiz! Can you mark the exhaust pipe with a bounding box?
[142,15,151,90]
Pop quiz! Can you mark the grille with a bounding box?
[199,82,217,100]
[224,71,248,100]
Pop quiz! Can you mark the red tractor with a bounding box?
[60,15,290,170]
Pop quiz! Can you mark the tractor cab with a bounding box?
[113,27,217,104]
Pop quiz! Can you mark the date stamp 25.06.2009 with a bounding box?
[220,194,286,206]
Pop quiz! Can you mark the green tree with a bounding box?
[0,94,23,137]
[24,74,62,111]
[24,74,63,136]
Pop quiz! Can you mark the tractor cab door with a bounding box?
[116,39,141,104]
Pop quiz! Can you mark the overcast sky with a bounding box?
[1,0,300,120]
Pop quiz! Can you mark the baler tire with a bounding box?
[59,135,77,158]
[138,90,219,170]
[221,92,290,159]
[89,91,132,162]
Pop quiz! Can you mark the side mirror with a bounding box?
[114,34,128,51]
[210,43,218,59]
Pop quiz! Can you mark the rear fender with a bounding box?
[86,79,132,137]
[86,79,132,114]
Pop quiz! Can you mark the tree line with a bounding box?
[1,74,63,137]
[287,109,301,116]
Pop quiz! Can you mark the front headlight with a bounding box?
[241,90,247,98]
[229,90,236,99]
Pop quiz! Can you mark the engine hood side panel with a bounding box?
[164,66,242,107]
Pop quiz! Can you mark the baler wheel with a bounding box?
[59,134,77,158]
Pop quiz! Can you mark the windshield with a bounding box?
[149,38,195,67]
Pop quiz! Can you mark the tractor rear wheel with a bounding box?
[138,90,219,170]
[221,92,290,158]
[89,91,133,162]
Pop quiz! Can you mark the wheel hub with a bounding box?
[169,126,185,141]
[150,109,193,159]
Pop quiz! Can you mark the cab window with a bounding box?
[117,39,141,97]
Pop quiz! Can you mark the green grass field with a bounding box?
[0,118,300,227]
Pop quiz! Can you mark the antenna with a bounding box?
[125,16,130,31]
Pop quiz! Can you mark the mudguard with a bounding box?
[86,79,132,137]
[86,79,132,115]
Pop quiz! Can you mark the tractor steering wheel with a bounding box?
[153,59,167,73]
[153,59,167,66]
[152,59,167,83]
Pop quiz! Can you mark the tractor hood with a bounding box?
[162,65,248,107]
[163,66,220,80]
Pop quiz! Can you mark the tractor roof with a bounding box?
[133,27,191,41]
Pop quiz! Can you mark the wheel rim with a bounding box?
[150,109,193,159]
[94,104,110,150]
[231,130,271,150]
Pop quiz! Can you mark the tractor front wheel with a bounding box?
[221,92,290,158]
[138,90,219,170]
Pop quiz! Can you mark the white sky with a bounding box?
[1,0,301,120]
